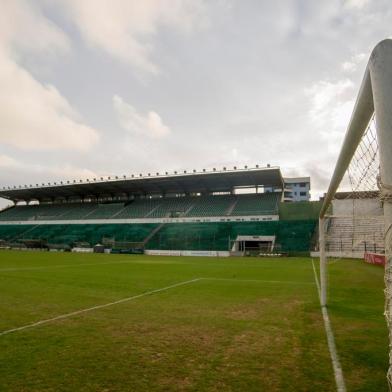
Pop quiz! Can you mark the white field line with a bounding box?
[201,277,315,285]
[0,260,316,272]
[311,260,322,294]
[311,259,346,392]
[0,276,316,337]
[0,278,201,337]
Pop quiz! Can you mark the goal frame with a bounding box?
[319,38,392,385]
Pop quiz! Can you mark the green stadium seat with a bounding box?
[0,193,282,222]
[231,193,280,216]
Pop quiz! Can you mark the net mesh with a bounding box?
[348,115,382,254]
[347,115,380,198]
[325,115,382,257]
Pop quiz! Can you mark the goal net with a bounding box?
[323,115,383,258]
[318,39,392,387]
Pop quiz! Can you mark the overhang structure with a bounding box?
[0,166,283,204]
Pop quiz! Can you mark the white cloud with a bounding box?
[344,0,370,9]
[0,154,18,168]
[113,95,171,139]
[303,77,358,197]
[0,153,98,185]
[0,0,70,55]
[341,53,366,73]
[44,165,98,182]
[0,0,99,151]
[59,0,206,74]
[305,78,355,139]
[341,61,357,72]
[0,53,99,150]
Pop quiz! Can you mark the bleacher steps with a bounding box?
[143,223,165,245]
[325,216,384,253]
[110,204,130,218]
[225,197,238,216]
[184,204,196,216]
[10,224,41,243]
[145,204,162,218]
[79,206,99,219]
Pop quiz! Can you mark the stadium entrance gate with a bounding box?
[231,235,275,255]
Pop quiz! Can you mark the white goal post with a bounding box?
[319,38,392,386]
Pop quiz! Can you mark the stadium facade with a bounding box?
[0,166,321,255]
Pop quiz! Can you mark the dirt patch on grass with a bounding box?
[227,298,271,320]
[225,297,305,323]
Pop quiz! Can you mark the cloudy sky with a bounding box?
[0,0,391,207]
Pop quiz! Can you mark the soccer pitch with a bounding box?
[0,251,387,391]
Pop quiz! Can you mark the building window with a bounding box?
[300,191,307,196]
[300,183,307,187]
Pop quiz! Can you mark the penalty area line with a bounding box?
[0,278,201,337]
[311,259,346,392]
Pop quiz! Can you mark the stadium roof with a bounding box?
[0,166,284,203]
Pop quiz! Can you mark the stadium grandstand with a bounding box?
[312,191,385,258]
[0,166,321,255]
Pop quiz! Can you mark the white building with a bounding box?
[264,176,311,202]
[283,177,310,202]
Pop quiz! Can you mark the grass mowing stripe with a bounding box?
[0,276,314,338]
[0,260,153,272]
[0,278,201,337]
[201,277,315,285]
[311,259,347,392]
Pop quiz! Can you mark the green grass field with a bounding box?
[0,251,388,391]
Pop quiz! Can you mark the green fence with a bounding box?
[146,220,317,252]
[279,201,322,221]
[0,220,317,253]
[0,224,158,247]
